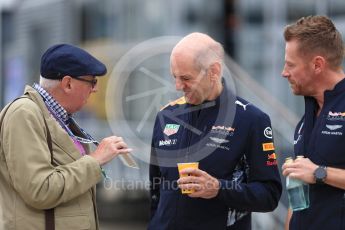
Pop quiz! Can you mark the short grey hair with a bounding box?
[194,41,224,74]
[39,76,60,91]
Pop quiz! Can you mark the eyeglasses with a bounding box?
[74,77,98,88]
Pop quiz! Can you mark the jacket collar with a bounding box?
[32,83,69,123]
[304,78,345,112]
[324,77,345,98]
[23,85,83,161]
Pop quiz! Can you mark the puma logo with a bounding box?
[235,100,250,111]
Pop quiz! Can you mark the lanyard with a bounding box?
[43,101,108,178]
[33,85,109,178]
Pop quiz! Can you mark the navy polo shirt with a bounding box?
[291,78,345,230]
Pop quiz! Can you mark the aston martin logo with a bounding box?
[209,137,229,144]
[326,124,342,130]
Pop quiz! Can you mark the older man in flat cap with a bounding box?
[0,44,131,230]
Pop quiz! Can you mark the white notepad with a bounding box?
[119,153,139,169]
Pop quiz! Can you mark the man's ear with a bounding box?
[209,62,221,81]
[313,56,326,74]
[60,76,73,92]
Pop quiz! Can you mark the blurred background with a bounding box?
[1,0,345,229]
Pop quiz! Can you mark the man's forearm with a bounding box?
[324,167,345,190]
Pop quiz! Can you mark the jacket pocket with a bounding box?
[55,215,91,230]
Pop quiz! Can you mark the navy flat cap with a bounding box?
[40,44,107,79]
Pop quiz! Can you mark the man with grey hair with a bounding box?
[0,44,131,230]
[149,33,282,230]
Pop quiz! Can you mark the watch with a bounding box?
[314,166,327,184]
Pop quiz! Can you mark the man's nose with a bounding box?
[281,67,289,78]
[91,84,98,93]
[175,78,184,91]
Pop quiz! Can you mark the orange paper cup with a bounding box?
[177,162,199,194]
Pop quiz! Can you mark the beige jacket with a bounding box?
[0,86,102,230]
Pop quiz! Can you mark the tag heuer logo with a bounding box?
[163,124,180,136]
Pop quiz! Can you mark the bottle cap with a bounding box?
[285,157,293,163]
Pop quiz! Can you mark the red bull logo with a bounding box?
[211,126,235,132]
[267,153,276,160]
[266,152,277,166]
[211,125,235,136]
[329,111,345,117]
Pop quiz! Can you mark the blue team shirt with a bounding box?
[291,78,345,230]
[149,84,282,230]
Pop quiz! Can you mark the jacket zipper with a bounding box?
[186,106,202,162]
